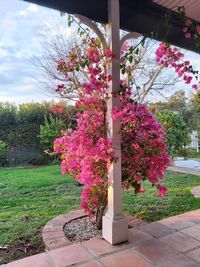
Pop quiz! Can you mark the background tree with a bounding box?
[188,90,200,133]
[0,102,17,143]
[122,38,179,102]
[167,90,187,113]
[33,21,180,103]
[157,111,190,156]
[0,140,7,167]
[152,89,200,135]
[0,101,77,167]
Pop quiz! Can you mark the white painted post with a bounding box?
[102,0,128,244]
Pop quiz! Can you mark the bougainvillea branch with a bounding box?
[178,6,200,50]
[54,36,171,227]
[156,42,199,89]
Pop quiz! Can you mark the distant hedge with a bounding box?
[0,102,77,167]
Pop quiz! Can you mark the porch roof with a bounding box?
[23,0,200,53]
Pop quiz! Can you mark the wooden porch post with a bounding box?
[102,0,128,244]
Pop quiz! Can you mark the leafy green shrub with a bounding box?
[39,115,66,153]
[0,140,7,167]
[7,146,50,167]
[176,148,189,159]
[157,111,190,156]
[0,101,77,167]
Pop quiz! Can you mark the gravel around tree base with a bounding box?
[64,216,102,242]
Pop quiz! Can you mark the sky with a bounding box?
[0,0,200,105]
[0,0,72,104]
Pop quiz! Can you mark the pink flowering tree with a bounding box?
[53,8,200,228]
[53,36,174,228]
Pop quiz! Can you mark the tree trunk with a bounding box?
[96,205,106,230]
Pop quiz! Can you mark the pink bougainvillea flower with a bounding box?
[55,83,64,92]
[155,42,198,88]
[185,19,192,27]
[192,84,198,90]
[185,32,191,39]
[105,49,114,58]
[134,187,146,194]
[51,104,65,114]
[182,27,188,33]
[157,184,168,197]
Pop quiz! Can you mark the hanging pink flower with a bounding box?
[185,19,192,27]
[185,32,191,39]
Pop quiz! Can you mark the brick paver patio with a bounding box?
[2,209,200,267]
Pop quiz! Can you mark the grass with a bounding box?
[0,165,200,263]
[175,150,200,159]
[186,150,200,159]
[0,165,81,264]
[123,171,200,221]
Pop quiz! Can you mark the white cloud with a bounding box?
[0,47,11,57]
[0,79,57,104]
[16,3,38,17]
[26,4,38,13]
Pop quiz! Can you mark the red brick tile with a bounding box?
[46,219,65,227]
[137,222,174,238]
[43,225,63,233]
[181,225,200,240]
[69,210,87,217]
[158,254,200,267]
[101,249,151,267]
[160,232,200,253]
[45,237,71,251]
[135,238,174,263]
[179,210,200,224]
[48,243,92,267]
[42,230,65,241]
[52,215,68,223]
[128,219,146,228]
[79,261,103,267]
[159,216,195,230]
[182,210,200,216]
[66,210,87,221]
[83,237,127,256]
[187,247,200,263]
[7,253,52,267]
[128,228,152,245]
[125,214,137,222]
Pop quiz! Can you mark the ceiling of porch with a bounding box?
[23,0,200,53]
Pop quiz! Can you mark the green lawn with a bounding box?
[0,165,200,263]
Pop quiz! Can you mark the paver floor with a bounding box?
[2,209,200,267]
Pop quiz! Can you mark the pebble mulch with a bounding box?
[64,216,102,242]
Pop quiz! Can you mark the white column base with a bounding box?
[102,213,128,244]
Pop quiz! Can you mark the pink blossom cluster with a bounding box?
[182,19,200,39]
[112,83,171,195]
[51,103,65,114]
[54,38,171,218]
[156,42,198,89]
